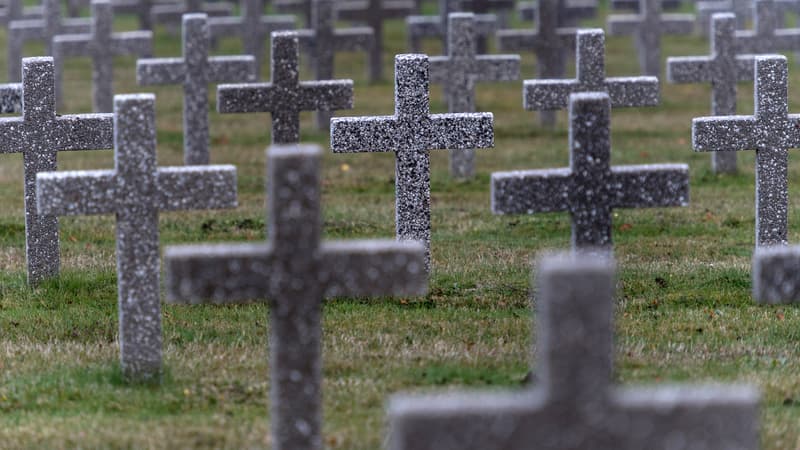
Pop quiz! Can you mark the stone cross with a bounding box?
[36,93,238,381]
[8,0,91,82]
[753,245,800,303]
[388,252,760,450]
[62,0,157,28]
[696,0,750,35]
[163,143,427,450]
[53,0,153,113]
[668,13,755,174]
[607,0,694,76]
[138,13,256,165]
[273,0,312,27]
[735,0,800,54]
[0,0,41,26]
[430,13,519,179]
[693,55,800,247]
[497,0,576,126]
[151,0,232,33]
[406,0,497,53]
[0,57,113,285]
[518,0,597,26]
[217,31,352,144]
[207,0,295,77]
[331,54,494,269]
[336,0,415,81]
[492,92,689,249]
[454,0,515,50]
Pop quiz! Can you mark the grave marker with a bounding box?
[406,0,497,53]
[735,0,800,54]
[696,0,750,35]
[518,0,597,25]
[151,0,232,32]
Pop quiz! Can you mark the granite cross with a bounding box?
[696,0,750,35]
[497,0,576,126]
[735,0,800,54]
[207,0,295,77]
[331,54,494,269]
[53,0,153,113]
[0,57,113,285]
[388,252,760,450]
[217,31,352,144]
[336,0,415,81]
[430,12,519,179]
[151,0,232,33]
[752,245,800,304]
[36,93,238,382]
[406,0,497,53]
[607,0,694,76]
[492,92,689,249]
[163,143,427,450]
[693,55,800,247]
[668,13,755,174]
[138,13,256,165]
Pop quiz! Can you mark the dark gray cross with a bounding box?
[163,143,427,450]
[406,0,497,53]
[53,0,153,113]
[331,54,494,269]
[693,55,800,247]
[0,57,113,285]
[735,0,800,53]
[668,13,755,174]
[36,94,238,382]
[7,0,91,82]
[273,0,312,27]
[492,92,688,249]
[607,0,694,76]
[753,245,800,304]
[497,0,577,126]
[388,252,760,450]
[151,0,232,33]
[336,0,415,82]
[138,13,256,165]
[518,0,597,26]
[455,0,515,51]
[217,31,352,144]
[696,0,750,35]
[207,0,295,77]
[430,12,518,179]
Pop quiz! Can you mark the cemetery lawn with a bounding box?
[1,2,799,449]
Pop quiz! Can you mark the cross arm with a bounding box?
[333,27,374,51]
[55,114,114,151]
[0,118,24,153]
[475,55,521,82]
[429,113,494,150]
[610,164,689,208]
[524,80,579,110]
[0,83,22,114]
[216,82,274,113]
[330,116,398,153]
[660,14,695,34]
[474,14,498,36]
[52,34,90,57]
[208,56,257,83]
[110,31,153,56]
[259,15,296,32]
[734,55,756,81]
[321,240,427,298]
[406,15,442,39]
[60,18,91,34]
[9,19,47,39]
[491,168,572,214]
[666,56,711,84]
[136,58,186,85]
[36,169,117,216]
[605,77,659,107]
[298,80,354,112]
[207,16,243,38]
[428,57,451,83]
[156,165,238,212]
[496,29,535,52]
[692,115,759,152]
[606,15,639,36]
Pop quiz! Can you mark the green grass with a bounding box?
[1,1,800,448]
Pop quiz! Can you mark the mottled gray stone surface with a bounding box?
[668,13,755,174]
[207,0,295,77]
[607,0,694,76]
[753,245,800,303]
[163,143,427,450]
[217,31,352,144]
[8,0,91,82]
[406,0,497,53]
[0,83,23,113]
[0,57,112,286]
[492,92,688,249]
[36,93,237,382]
[696,0,750,36]
[735,0,800,54]
[388,252,760,450]
[138,13,256,165]
[53,0,153,112]
[331,54,494,269]
[336,0,414,81]
[430,13,518,179]
[497,0,576,126]
[693,55,798,247]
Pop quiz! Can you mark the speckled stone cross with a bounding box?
[52,0,153,112]
[492,92,689,249]
[36,93,237,382]
[163,143,427,450]
[693,55,800,247]
[406,0,497,53]
[0,57,113,286]
[735,0,800,53]
[387,252,760,450]
[668,13,755,174]
[331,54,494,270]
[430,12,518,179]
[137,13,256,165]
[607,0,694,77]
[217,31,352,144]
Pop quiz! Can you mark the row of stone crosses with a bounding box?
[3,0,798,447]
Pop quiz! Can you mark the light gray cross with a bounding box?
[0,57,113,285]
[151,0,232,33]
[331,54,494,270]
[607,0,694,76]
[492,92,689,249]
[735,0,800,53]
[53,0,153,113]
[668,13,755,174]
[207,0,295,77]
[388,252,760,450]
[138,13,256,165]
[406,0,497,53]
[217,31,352,144]
[36,93,237,382]
[430,12,518,179]
[163,143,427,450]
[693,55,800,247]
[753,244,800,303]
